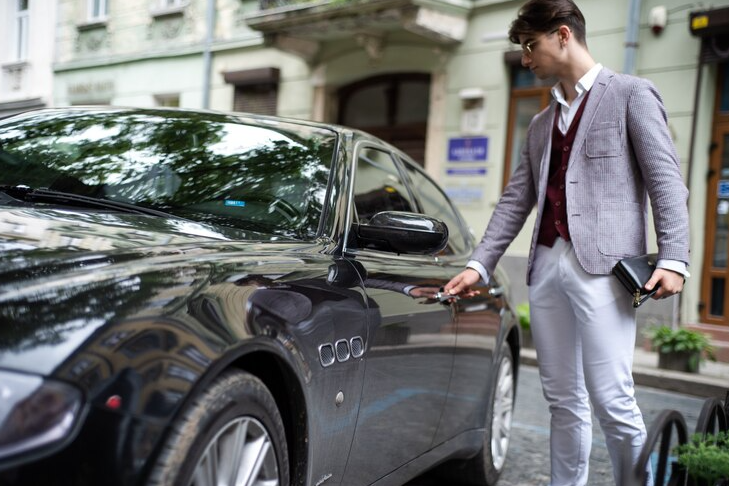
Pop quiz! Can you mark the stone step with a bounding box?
[687,323,729,340]
[687,323,729,363]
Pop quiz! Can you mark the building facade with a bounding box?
[0,0,57,117]
[51,0,729,337]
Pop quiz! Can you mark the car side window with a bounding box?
[353,147,415,223]
[401,160,469,256]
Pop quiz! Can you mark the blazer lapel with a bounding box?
[568,67,615,167]
[536,102,557,203]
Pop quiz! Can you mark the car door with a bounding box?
[399,157,508,445]
[341,145,456,485]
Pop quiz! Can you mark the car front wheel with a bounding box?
[148,370,289,486]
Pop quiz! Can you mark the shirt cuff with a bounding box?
[466,260,490,285]
[403,285,416,296]
[656,259,690,278]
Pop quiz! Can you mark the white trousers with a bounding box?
[529,238,649,486]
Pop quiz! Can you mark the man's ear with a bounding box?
[558,25,570,46]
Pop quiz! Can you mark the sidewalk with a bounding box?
[520,347,729,399]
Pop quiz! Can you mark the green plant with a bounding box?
[516,303,530,331]
[675,431,729,484]
[644,325,716,363]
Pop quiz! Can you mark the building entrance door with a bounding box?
[337,73,430,165]
[702,120,729,325]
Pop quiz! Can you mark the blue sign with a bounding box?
[720,180,729,198]
[446,167,487,176]
[448,137,488,162]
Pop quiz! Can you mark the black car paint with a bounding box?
[0,107,518,486]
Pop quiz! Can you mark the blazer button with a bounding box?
[563,146,570,152]
[555,220,561,225]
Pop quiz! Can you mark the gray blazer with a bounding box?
[471,67,689,285]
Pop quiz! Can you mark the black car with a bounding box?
[0,107,519,486]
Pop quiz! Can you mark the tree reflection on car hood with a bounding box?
[0,205,319,377]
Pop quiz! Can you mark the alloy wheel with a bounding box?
[190,416,279,486]
[490,356,514,470]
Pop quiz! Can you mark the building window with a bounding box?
[233,85,277,115]
[155,93,180,107]
[14,0,29,61]
[338,73,430,166]
[223,68,280,116]
[502,52,554,188]
[87,0,108,21]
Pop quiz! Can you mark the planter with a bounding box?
[658,350,701,373]
[645,325,716,374]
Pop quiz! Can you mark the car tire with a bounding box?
[441,343,515,486]
[147,370,289,486]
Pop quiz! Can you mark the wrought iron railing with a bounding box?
[622,392,728,486]
[258,0,352,9]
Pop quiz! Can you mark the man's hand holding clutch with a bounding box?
[645,268,684,300]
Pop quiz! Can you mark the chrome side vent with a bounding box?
[335,339,350,362]
[319,344,335,367]
[350,337,364,358]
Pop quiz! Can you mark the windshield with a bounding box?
[0,108,337,239]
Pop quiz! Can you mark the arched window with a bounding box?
[338,73,430,165]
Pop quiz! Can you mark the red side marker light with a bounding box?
[105,395,122,410]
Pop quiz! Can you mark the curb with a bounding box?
[630,365,727,399]
[519,348,727,399]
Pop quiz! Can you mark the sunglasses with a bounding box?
[521,28,561,55]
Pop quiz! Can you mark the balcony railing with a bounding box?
[259,0,345,9]
[248,0,469,50]
[259,0,296,8]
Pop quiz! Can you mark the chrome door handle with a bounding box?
[488,286,504,297]
[434,291,460,303]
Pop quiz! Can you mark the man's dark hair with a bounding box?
[508,0,587,46]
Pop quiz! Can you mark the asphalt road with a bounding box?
[406,364,705,486]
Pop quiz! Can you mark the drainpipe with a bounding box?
[623,0,642,75]
[202,0,216,109]
[678,46,705,330]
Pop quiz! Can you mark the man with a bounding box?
[444,0,690,484]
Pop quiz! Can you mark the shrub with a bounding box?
[675,431,729,484]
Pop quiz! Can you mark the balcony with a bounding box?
[246,0,471,62]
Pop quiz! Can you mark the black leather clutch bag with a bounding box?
[612,254,659,308]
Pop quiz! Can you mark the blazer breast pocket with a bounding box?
[586,122,623,158]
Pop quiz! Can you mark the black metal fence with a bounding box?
[622,391,728,486]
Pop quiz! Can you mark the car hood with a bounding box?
[0,207,320,377]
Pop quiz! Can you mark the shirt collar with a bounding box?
[551,63,603,106]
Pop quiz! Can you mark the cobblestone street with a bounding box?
[407,364,705,486]
[480,366,702,486]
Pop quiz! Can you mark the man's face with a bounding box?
[518,28,561,79]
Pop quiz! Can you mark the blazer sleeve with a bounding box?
[469,119,540,276]
[626,78,690,264]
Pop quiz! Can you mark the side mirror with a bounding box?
[352,211,448,255]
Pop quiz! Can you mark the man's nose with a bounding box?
[521,53,531,67]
